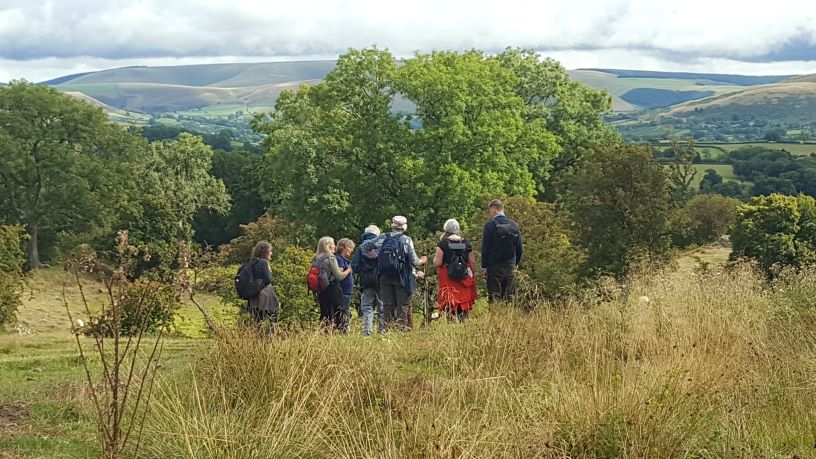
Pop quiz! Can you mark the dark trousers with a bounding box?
[486,264,515,303]
[251,308,278,325]
[379,277,411,330]
[318,282,344,330]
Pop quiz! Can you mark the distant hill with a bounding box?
[38,61,816,144]
[585,69,792,86]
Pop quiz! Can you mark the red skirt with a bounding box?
[437,264,478,312]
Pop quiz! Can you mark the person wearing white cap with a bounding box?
[350,224,384,336]
[360,215,427,331]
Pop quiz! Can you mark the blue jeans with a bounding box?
[360,287,383,336]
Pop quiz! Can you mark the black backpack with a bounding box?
[235,259,264,300]
[446,240,469,280]
[378,234,404,278]
[493,220,520,261]
[358,254,379,288]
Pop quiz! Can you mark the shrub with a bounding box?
[0,225,26,328]
[83,280,181,337]
[466,196,586,298]
[671,194,741,247]
[221,215,312,264]
[565,144,672,276]
[731,193,816,275]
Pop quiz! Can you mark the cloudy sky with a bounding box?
[1,0,816,82]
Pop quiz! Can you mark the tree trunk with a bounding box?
[25,220,41,270]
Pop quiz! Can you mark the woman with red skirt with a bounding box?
[433,219,478,322]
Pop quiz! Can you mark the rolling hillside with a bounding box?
[36,61,816,143]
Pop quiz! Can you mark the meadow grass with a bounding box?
[140,264,816,458]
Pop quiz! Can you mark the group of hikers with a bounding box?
[238,199,523,334]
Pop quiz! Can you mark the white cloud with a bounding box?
[1,0,816,81]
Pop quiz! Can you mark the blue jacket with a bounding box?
[360,232,420,295]
[481,214,523,269]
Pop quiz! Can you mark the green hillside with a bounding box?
[41,62,816,144]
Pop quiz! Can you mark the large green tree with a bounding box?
[253,48,418,237]
[0,81,143,268]
[397,50,560,229]
[495,48,617,198]
[254,47,610,237]
[566,144,672,276]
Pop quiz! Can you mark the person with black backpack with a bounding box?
[235,241,280,329]
[433,219,477,322]
[351,225,383,336]
[481,199,523,303]
[360,216,427,331]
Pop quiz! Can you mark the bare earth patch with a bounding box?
[0,403,30,435]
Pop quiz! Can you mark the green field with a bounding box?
[697,142,816,156]
[663,163,737,188]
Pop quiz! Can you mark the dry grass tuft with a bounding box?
[142,266,816,458]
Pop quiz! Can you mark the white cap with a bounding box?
[364,225,381,236]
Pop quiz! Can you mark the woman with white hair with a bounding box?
[314,236,351,330]
[433,219,477,322]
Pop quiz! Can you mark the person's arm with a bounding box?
[433,247,444,268]
[468,250,476,267]
[481,222,492,269]
[258,259,273,285]
[405,237,427,266]
[326,256,347,281]
[515,225,523,267]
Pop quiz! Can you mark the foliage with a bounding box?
[671,195,741,247]
[193,149,267,247]
[666,139,698,204]
[699,168,723,192]
[217,215,317,324]
[221,214,312,263]
[465,196,586,297]
[0,225,26,327]
[0,81,145,268]
[731,194,816,275]
[268,246,318,323]
[566,144,672,276]
[253,47,613,236]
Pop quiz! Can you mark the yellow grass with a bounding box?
[141,265,816,458]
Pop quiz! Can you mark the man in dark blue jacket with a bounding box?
[481,199,523,303]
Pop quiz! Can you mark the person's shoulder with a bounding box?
[437,237,448,249]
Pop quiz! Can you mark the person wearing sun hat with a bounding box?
[360,215,427,331]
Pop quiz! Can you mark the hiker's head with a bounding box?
[391,215,408,233]
[252,241,272,260]
[488,199,504,218]
[336,238,355,257]
[443,219,461,236]
[364,225,381,236]
[316,236,335,257]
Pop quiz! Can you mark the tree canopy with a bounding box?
[253,47,615,237]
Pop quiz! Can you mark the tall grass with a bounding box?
[142,265,816,458]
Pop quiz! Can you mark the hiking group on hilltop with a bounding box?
[236,199,523,334]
